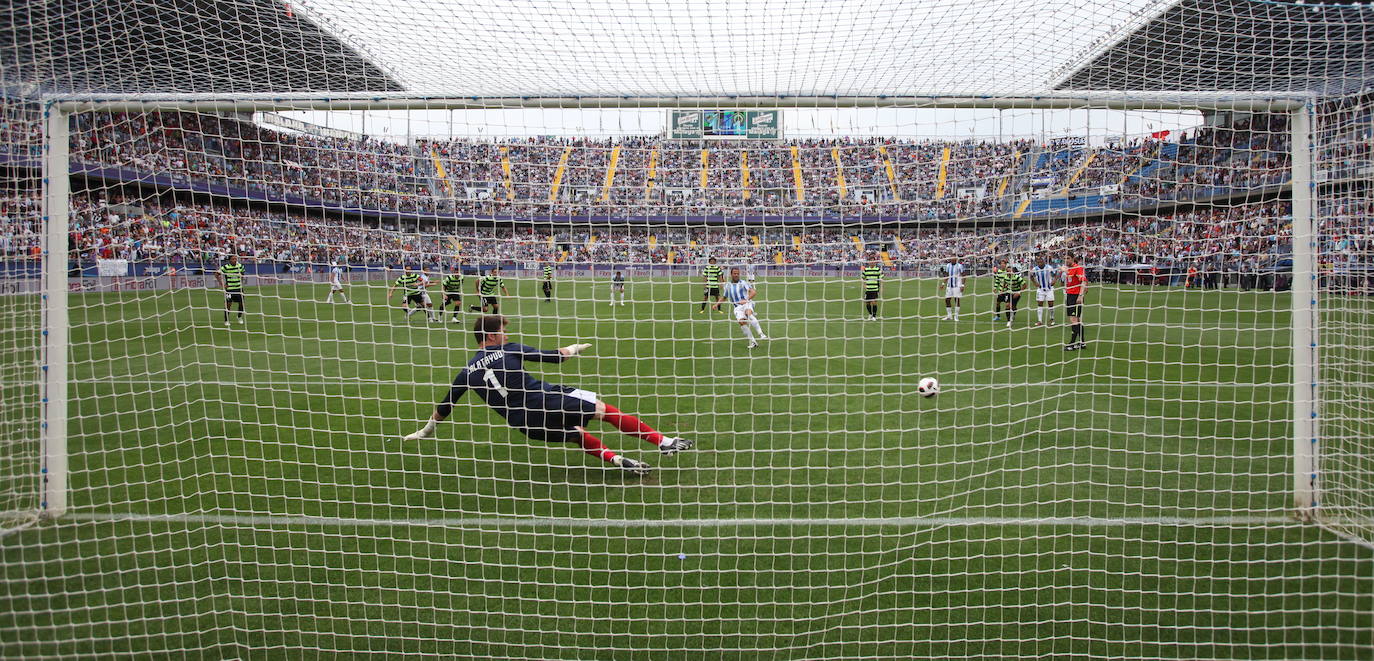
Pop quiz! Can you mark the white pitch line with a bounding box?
[63,379,1290,389]
[66,511,1294,529]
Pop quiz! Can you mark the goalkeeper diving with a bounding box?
[403,315,695,476]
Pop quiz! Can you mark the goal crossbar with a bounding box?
[46,93,1311,113]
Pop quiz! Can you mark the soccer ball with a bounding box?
[917,377,940,398]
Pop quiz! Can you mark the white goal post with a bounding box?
[32,91,1324,523]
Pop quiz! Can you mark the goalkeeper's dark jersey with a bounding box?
[220,263,245,292]
[437,343,593,441]
[442,274,463,293]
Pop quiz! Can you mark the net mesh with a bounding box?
[1315,91,1374,546]
[1,0,1373,658]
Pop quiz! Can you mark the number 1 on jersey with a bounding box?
[481,369,509,398]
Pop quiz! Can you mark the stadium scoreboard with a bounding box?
[669,110,781,139]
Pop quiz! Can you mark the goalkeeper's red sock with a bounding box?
[579,431,617,463]
[601,404,665,446]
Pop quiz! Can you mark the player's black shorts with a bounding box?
[1065,293,1083,317]
[482,295,498,307]
[705,287,721,298]
[864,291,879,301]
[507,389,598,444]
[405,293,425,306]
[225,291,244,304]
[996,293,1012,303]
[444,293,462,304]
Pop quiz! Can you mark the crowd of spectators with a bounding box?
[23,188,1302,280]
[0,100,1357,286]
[52,108,1296,222]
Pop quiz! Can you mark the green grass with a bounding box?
[2,275,1372,659]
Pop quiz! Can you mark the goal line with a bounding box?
[65,510,1293,529]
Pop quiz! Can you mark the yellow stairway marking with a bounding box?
[741,150,751,200]
[996,149,1021,198]
[549,146,572,201]
[646,146,659,199]
[600,145,621,202]
[499,146,514,200]
[878,146,900,201]
[1061,152,1096,194]
[832,148,847,199]
[934,147,951,199]
[430,149,453,197]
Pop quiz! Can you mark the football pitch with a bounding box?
[2,275,1372,659]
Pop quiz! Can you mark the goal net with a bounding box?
[1314,91,1374,548]
[3,0,1373,659]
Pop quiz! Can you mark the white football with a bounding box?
[917,377,940,398]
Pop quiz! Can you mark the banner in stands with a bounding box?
[96,259,129,276]
[258,112,362,141]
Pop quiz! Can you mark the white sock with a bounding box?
[1037,307,1043,322]
[341,293,349,303]
[954,304,960,320]
[741,325,755,341]
[326,294,333,303]
[749,317,764,337]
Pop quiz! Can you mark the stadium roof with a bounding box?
[0,0,404,96]
[4,0,1372,102]
[1054,0,1374,96]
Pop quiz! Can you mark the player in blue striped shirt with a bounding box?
[942,257,964,321]
[1029,256,1058,326]
[724,268,767,348]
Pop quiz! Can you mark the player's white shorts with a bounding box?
[568,388,598,404]
[420,292,432,305]
[330,282,344,291]
[732,301,755,321]
[946,286,963,299]
[611,284,625,292]
[1036,288,1055,302]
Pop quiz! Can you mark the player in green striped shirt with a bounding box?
[438,267,465,323]
[1002,265,1029,328]
[699,257,724,313]
[387,265,437,322]
[541,263,555,302]
[860,260,883,320]
[991,261,1010,321]
[469,267,509,314]
[217,254,246,326]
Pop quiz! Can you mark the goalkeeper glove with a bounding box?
[561,343,593,356]
[404,420,437,441]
